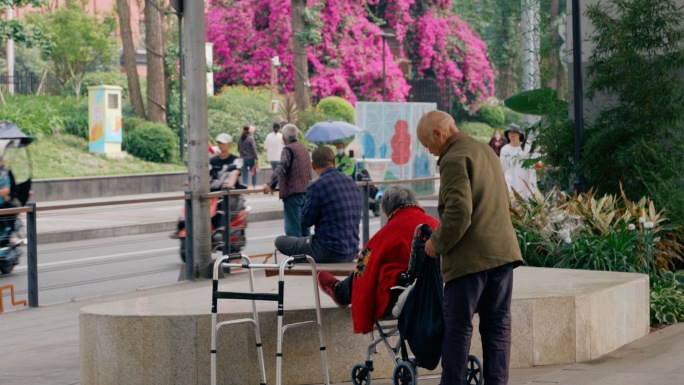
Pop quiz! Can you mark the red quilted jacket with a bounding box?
[351,206,439,333]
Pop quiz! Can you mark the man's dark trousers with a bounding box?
[440,262,514,385]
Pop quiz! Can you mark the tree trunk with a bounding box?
[145,0,166,123]
[290,0,310,111]
[117,0,145,118]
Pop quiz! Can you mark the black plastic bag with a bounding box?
[397,254,444,370]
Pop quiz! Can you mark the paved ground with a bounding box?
[2,191,684,384]
[2,275,684,385]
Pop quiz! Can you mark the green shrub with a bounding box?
[583,0,684,226]
[0,94,86,138]
[510,187,684,273]
[122,117,147,151]
[209,86,272,151]
[126,122,178,163]
[502,107,523,126]
[316,96,355,123]
[650,271,684,324]
[457,121,493,143]
[475,104,505,127]
[62,99,89,139]
[68,71,130,98]
[297,107,337,131]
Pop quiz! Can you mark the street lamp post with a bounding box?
[170,0,184,161]
[270,55,280,115]
[177,13,185,161]
[378,32,395,102]
[571,0,585,193]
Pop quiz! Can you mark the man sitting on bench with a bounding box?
[317,185,439,333]
[274,146,362,263]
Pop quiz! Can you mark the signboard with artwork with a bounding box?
[354,102,437,194]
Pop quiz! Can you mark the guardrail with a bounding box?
[0,176,438,308]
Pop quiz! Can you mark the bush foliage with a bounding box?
[316,96,355,123]
[207,85,272,151]
[475,103,504,128]
[457,121,493,143]
[583,0,684,225]
[125,122,178,163]
[0,94,87,138]
[121,117,147,151]
[509,187,684,324]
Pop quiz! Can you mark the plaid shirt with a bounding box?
[302,167,362,261]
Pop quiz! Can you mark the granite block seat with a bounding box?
[80,266,650,385]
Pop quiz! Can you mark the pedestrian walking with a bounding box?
[416,110,523,385]
[264,122,285,171]
[238,125,259,188]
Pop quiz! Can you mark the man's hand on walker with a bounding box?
[424,238,438,258]
[263,183,273,194]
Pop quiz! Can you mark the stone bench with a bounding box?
[80,266,649,385]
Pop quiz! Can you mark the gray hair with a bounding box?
[281,124,299,142]
[380,185,419,216]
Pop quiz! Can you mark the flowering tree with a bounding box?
[206,0,494,109]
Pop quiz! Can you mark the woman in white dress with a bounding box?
[499,123,537,199]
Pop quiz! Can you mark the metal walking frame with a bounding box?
[210,253,331,385]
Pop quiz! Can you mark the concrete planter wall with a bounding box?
[32,169,282,202]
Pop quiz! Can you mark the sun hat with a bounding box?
[216,133,232,144]
[504,123,525,142]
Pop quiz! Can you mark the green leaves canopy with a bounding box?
[0,0,52,53]
[504,87,567,115]
[27,1,118,97]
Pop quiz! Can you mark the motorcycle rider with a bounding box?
[210,133,243,190]
[171,133,244,240]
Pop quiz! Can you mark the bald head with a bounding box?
[416,110,459,156]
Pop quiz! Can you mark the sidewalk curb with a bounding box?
[37,209,285,244]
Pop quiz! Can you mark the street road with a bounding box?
[0,217,382,307]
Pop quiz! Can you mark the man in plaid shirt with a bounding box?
[275,146,362,263]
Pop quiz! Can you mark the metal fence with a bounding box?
[407,78,452,112]
[0,70,62,95]
[1,177,438,309]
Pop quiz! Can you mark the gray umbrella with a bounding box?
[305,121,363,142]
[0,121,33,147]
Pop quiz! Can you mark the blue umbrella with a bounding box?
[305,121,363,142]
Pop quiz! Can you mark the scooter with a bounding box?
[0,121,34,275]
[0,222,24,275]
[174,164,250,262]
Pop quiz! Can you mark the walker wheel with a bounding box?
[392,361,416,385]
[351,363,372,385]
[467,354,482,385]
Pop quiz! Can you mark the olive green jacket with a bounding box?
[431,133,523,283]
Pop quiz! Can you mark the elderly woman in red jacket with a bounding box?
[317,184,439,333]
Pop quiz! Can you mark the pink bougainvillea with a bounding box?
[205,0,495,109]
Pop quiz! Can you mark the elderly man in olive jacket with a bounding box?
[417,110,523,385]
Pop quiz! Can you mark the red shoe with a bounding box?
[317,271,348,308]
